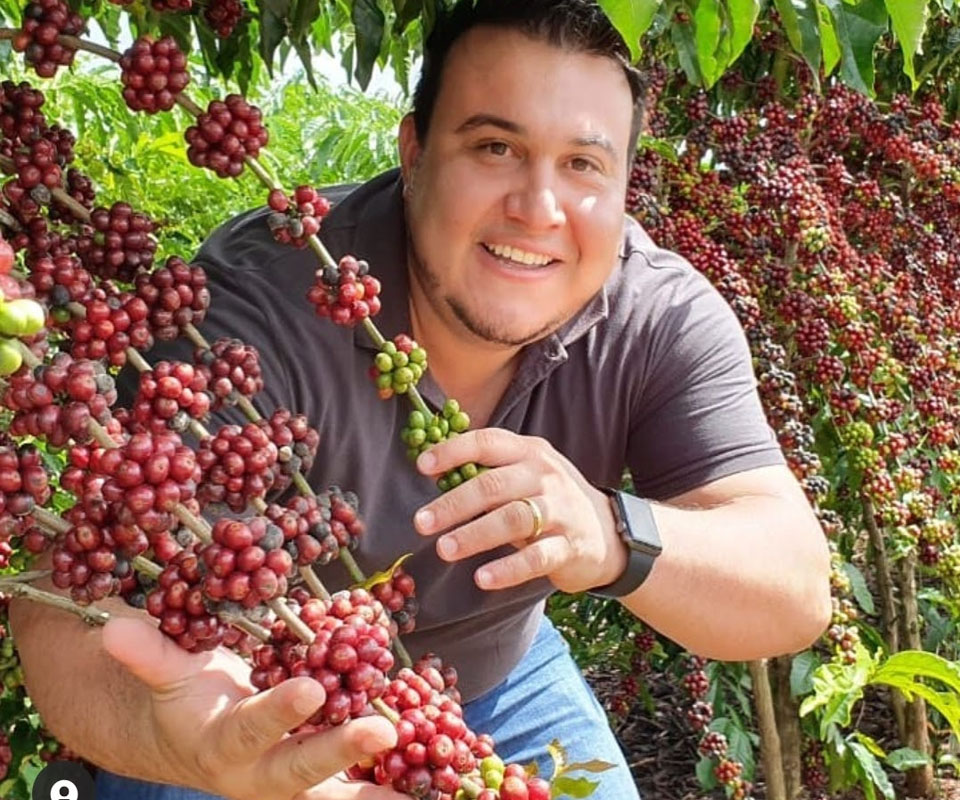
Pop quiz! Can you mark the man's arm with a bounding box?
[619,463,832,660]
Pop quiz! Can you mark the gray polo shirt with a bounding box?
[141,167,784,701]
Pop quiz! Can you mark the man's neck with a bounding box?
[407,268,523,428]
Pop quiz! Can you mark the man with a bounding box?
[10,1,832,798]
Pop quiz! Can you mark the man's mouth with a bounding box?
[482,242,558,268]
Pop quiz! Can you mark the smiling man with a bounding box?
[10,2,832,799]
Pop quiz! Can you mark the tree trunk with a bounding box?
[771,655,802,799]
[749,659,787,800]
[862,496,907,742]
[898,551,934,797]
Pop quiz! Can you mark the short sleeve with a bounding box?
[627,258,784,501]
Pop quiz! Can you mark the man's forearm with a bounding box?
[8,589,176,784]
[619,494,832,660]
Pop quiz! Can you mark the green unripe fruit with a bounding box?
[382,341,398,355]
[481,756,505,774]
[407,428,426,447]
[392,351,409,368]
[0,338,23,376]
[0,298,45,337]
[395,367,414,385]
[395,383,410,395]
[410,348,427,365]
[407,448,421,462]
[461,462,479,480]
[376,373,393,389]
[439,418,450,436]
[450,411,470,433]
[443,398,460,418]
[409,363,423,381]
[437,475,450,492]
[446,470,463,489]
[375,353,394,372]
[483,770,504,790]
[427,426,443,443]
[409,411,426,429]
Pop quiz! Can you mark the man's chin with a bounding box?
[452,305,562,348]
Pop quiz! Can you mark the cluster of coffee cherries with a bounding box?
[185,95,269,178]
[251,590,394,724]
[0,251,47,375]
[261,407,320,493]
[4,355,116,446]
[51,511,134,603]
[134,256,210,341]
[308,255,382,326]
[371,565,418,635]
[12,0,84,78]
[194,337,263,401]
[0,80,46,144]
[370,334,428,400]
[263,494,339,568]
[0,609,23,693]
[199,517,293,608]
[119,36,190,114]
[266,186,332,248]
[204,0,245,37]
[400,400,479,492]
[132,360,212,433]
[196,422,278,511]
[9,136,63,192]
[0,443,49,525]
[145,547,226,651]
[76,202,158,282]
[69,289,154,366]
[29,252,93,309]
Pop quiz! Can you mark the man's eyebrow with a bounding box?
[572,133,616,159]
[455,114,525,135]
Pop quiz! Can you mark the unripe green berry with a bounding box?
[409,411,426,429]
[375,352,393,372]
[461,462,479,480]
[407,448,421,462]
[483,770,504,789]
[376,373,393,390]
[408,428,426,447]
[450,411,470,433]
[481,756,505,774]
[392,351,409,368]
[427,426,443,443]
[447,470,463,489]
[437,475,450,492]
[410,363,423,381]
[439,418,450,436]
[382,341,398,355]
[443,398,460,418]
[410,348,427,365]
[395,367,414,385]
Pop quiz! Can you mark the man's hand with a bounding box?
[101,617,405,800]
[413,429,627,594]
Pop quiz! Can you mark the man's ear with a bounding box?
[398,114,422,188]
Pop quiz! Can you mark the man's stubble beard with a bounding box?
[406,233,566,348]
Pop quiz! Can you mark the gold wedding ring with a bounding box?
[520,496,544,542]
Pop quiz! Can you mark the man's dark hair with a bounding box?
[411,0,648,158]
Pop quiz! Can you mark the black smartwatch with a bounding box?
[590,488,663,599]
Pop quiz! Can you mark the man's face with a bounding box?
[400,26,633,348]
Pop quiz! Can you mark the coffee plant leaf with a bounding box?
[355,553,412,590]
[884,0,929,89]
[596,0,661,62]
[351,0,385,89]
[695,755,718,790]
[815,0,842,75]
[799,645,875,737]
[790,649,821,697]
[819,0,889,97]
[774,0,823,74]
[551,774,600,799]
[885,747,932,771]
[872,650,960,696]
[563,760,617,774]
[843,562,876,615]
[848,737,895,800]
[693,0,723,87]
[853,730,886,758]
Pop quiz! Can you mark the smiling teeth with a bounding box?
[485,243,553,266]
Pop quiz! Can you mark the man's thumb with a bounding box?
[101,616,200,689]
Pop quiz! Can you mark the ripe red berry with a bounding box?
[0,238,14,275]
[119,36,190,114]
[185,95,268,178]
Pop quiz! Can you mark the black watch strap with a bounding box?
[590,488,662,599]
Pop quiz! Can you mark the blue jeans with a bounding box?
[96,614,639,799]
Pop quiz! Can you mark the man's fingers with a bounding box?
[415,428,532,476]
[476,535,571,590]
[434,496,550,562]
[216,676,326,763]
[101,617,205,690]
[265,716,398,798]
[415,463,538,536]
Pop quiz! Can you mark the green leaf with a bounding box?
[693,0,723,87]
[695,755,718,790]
[886,747,932,771]
[291,0,320,41]
[351,0,385,89]
[873,650,960,696]
[726,0,761,65]
[547,739,568,776]
[791,650,821,697]
[815,0,841,75]
[392,0,421,33]
[884,0,929,89]
[843,562,876,615]
[551,775,600,799]
[596,0,662,62]
[256,0,291,74]
[774,0,822,74]
[854,731,886,758]
[819,0,889,96]
[670,10,703,85]
[848,739,896,800]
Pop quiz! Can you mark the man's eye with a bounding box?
[483,142,509,156]
[570,157,598,173]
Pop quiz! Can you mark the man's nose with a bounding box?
[505,167,566,229]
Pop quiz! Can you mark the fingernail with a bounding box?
[438,536,457,558]
[418,451,436,471]
[415,508,435,532]
[476,568,492,588]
